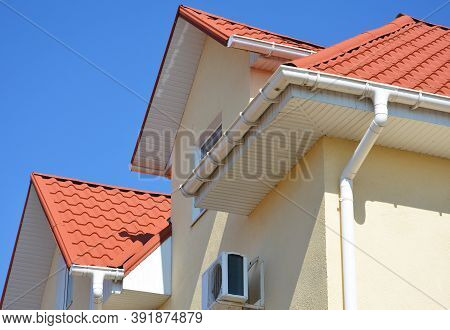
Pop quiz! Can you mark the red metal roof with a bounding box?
[31,172,171,274]
[179,5,323,51]
[289,15,450,96]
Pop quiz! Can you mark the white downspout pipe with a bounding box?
[339,88,390,310]
[70,265,124,310]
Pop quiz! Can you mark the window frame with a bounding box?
[191,117,222,225]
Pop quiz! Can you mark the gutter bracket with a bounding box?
[224,131,243,146]
[180,184,195,198]
[358,82,371,100]
[311,73,320,91]
[239,112,258,126]
[207,151,224,166]
[259,88,279,104]
[264,42,276,57]
[411,91,423,110]
[194,171,212,183]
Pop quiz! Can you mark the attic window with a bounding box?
[200,124,222,159]
[192,116,222,225]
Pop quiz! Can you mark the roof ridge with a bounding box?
[31,172,171,197]
[179,5,323,49]
[397,13,449,30]
[31,173,74,267]
[289,15,417,68]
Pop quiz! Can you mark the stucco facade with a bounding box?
[165,35,450,310]
[323,137,450,309]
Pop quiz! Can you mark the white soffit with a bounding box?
[132,18,206,175]
[195,86,450,215]
[103,290,169,310]
[2,186,57,310]
[103,238,171,309]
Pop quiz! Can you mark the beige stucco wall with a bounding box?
[322,137,450,310]
[165,33,450,310]
[169,134,450,310]
[175,36,272,135]
[178,36,250,134]
[167,138,328,309]
[167,35,328,309]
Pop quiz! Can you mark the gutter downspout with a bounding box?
[339,88,390,310]
[70,265,124,310]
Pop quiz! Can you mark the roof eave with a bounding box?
[180,65,450,198]
[0,183,32,309]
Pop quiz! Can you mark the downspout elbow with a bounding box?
[70,265,124,310]
[371,88,390,128]
[339,177,353,200]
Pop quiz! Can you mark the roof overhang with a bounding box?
[130,12,317,177]
[1,184,58,310]
[180,66,450,215]
[2,173,172,309]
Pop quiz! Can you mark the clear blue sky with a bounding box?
[0,0,448,296]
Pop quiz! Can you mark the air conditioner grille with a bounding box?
[211,263,222,300]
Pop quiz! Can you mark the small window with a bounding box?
[192,121,222,225]
[192,145,206,224]
[192,198,206,224]
[200,124,222,159]
[64,271,73,309]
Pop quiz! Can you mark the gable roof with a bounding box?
[289,14,450,96]
[178,5,322,51]
[30,172,171,274]
[130,5,323,177]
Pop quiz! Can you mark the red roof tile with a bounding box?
[179,5,323,51]
[289,14,450,96]
[31,173,171,274]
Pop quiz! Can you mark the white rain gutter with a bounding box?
[180,65,450,198]
[70,265,124,310]
[179,65,450,309]
[227,35,315,59]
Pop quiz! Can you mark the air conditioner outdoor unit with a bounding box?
[202,252,249,310]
